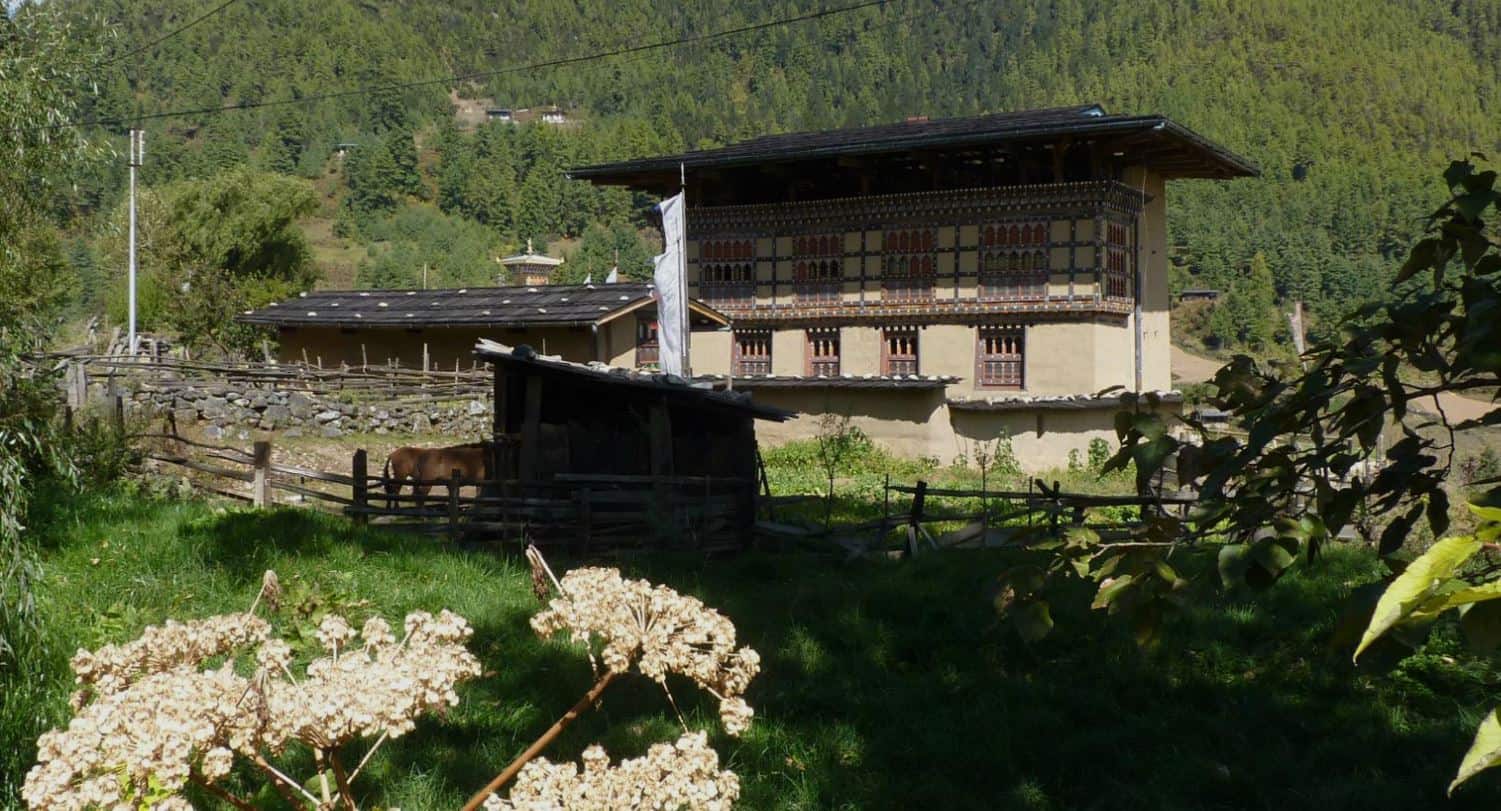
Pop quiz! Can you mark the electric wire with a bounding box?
[37,0,899,134]
[100,0,243,67]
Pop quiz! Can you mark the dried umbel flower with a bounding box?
[483,732,739,810]
[530,567,760,737]
[69,613,272,695]
[266,609,482,750]
[24,662,265,810]
[261,569,283,611]
[24,574,482,811]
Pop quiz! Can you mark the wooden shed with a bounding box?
[475,340,790,550]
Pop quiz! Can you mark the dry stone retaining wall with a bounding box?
[104,379,492,439]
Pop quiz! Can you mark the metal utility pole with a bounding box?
[127,129,144,355]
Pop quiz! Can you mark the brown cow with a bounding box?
[382,443,488,508]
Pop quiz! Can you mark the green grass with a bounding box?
[761,437,1137,532]
[5,487,1501,809]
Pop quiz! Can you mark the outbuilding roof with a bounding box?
[571,104,1258,192]
[475,340,792,422]
[237,283,729,330]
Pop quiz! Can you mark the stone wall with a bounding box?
[107,379,493,440]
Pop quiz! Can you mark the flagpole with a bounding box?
[679,161,691,379]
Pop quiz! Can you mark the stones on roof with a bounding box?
[697,373,960,390]
[947,390,1184,412]
[238,283,659,328]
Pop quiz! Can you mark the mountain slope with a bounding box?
[62,0,1501,333]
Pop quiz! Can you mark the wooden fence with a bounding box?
[139,429,755,553]
[759,475,1198,559]
[881,478,1196,553]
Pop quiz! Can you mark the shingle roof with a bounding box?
[571,104,1258,188]
[237,284,728,329]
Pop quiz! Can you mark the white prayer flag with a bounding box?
[605,266,619,284]
[583,273,592,285]
[652,191,687,377]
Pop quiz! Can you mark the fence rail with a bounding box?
[138,423,754,553]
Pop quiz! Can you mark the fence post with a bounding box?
[252,440,272,509]
[906,480,928,557]
[113,395,125,434]
[351,449,368,526]
[448,468,462,541]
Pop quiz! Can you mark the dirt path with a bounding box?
[1173,345,1496,424]
[1171,345,1224,385]
[1411,391,1497,424]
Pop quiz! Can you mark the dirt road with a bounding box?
[1172,345,1496,424]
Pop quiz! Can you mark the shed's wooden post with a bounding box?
[578,488,593,555]
[649,401,673,475]
[448,468,462,541]
[252,440,272,509]
[351,449,368,526]
[518,374,542,484]
[649,400,674,542]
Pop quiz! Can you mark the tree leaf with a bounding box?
[1451,709,1501,795]
[1396,238,1439,284]
[1217,544,1249,590]
[1460,601,1501,653]
[1354,534,1481,662]
[1091,575,1135,611]
[1251,538,1296,577]
[1443,580,1501,609]
[1013,600,1053,643]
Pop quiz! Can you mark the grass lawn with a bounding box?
[5,486,1501,810]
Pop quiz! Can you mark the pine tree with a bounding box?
[1210,252,1281,351]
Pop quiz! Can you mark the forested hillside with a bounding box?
[31,0,1501,350]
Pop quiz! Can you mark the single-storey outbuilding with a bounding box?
[237,283,729,371]
[475,340,790,550]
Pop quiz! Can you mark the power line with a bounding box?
[42,0,896,134]
[497,0,983,121]
[101,0,243,67]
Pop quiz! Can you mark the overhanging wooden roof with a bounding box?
[237,283,729,330]
[571,104,1258,193]
[475,340,791,422]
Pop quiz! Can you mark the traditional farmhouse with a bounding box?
[237,283,729,370]
[570,104,1257,465]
